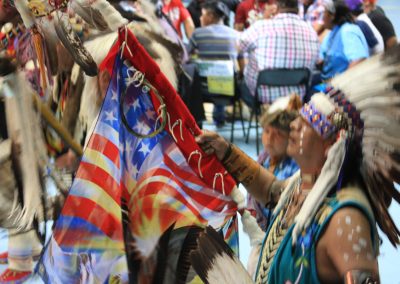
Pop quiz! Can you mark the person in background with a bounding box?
[234,0,276,31]
[345,0,384,55]
[246,94,301,230]
[188,1,239,62]
[239,0,319,105]
[318,0,369,82]
[188,0,240,127]
[262,1,278,19]
[187,0,240,27]
[299,0,326,36]
[246,94,300,277]
[161,0,195,39]
[363,0,397,50]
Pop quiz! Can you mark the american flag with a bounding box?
[39,30,238,283]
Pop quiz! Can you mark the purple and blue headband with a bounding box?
[300,103,337,139]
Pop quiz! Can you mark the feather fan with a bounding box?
[53,12,98,77]
[70,0,109,31]
[190,226,253,284]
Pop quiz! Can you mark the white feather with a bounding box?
[267,95,291,114]
[273,170,300,215]
[363,129,400,147]
[3,72,47,229]
[14,0,36,28]
[71,64,81,85]
[354,95,400,111]
[308,93,335,115]
[241,210,265,247]
[132,235,161,259]
[206,253,253,284]
[229,186,245,209]
[89,0,128,30]
[77,32,117,143]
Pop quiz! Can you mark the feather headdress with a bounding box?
[293,44,400,246]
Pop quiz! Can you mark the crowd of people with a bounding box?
[170,0,398,126]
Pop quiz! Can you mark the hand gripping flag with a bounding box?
[38,27,239,283]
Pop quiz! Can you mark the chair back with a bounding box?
[247,68,311,154]
[256,68,311,87]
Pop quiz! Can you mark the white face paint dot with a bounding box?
[359,238,367,248]
[344,253,349,262]
[348,234,353,241]
[356,225,362,233]
[337,228,343,236]
[345,216,352,225]
[352,244,361,253]
[367,253,373,261]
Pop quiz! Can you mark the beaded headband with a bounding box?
[300,102,337,139]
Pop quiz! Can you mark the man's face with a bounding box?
[287,116,326,162]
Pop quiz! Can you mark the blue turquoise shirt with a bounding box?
[320,23,369,80]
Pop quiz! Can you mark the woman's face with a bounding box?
[323,10,334,29]
[262,125,289,159]
[287,116,327,165]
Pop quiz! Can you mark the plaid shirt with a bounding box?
[239,13,319,103]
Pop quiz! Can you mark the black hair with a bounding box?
[333,0,355,26]
[201,0,230,20]
[0,56,16,76]
[277,0,298,11]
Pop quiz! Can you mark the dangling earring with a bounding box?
[299,126,305,155]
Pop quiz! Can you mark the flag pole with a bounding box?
[32,93,83,156]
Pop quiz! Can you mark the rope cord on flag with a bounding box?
[119,70,167,138]
[188,150,204,178]
[213,172,226,195]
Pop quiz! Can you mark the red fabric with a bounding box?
[103,27,237,197]
[235,0,274,28]
[0,269,31,284]
[0,251,7,264]
[162,0,191,38]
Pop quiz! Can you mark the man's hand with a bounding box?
[195,130,229,160]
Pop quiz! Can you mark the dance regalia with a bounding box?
[256,183,378,284]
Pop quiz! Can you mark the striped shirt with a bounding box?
[239,13,319,103]
[188,24,240,61]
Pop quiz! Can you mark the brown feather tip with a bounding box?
[54,17,98,77]
[190,226,235,283]
[382,43,400,65]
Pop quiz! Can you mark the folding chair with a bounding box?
[245,68,311,154]
[196,60,246,142]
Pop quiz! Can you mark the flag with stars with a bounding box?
[39,29,239,283]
